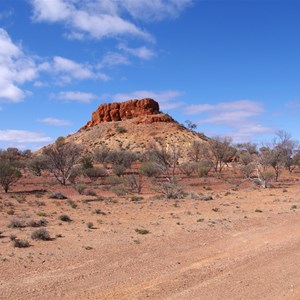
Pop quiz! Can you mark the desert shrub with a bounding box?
[28,219,47,227]
[49,192,67,199]
[59,214,72,222]
[131,196,144,202]
[28,155,48,176]
[85,189,97,196]
[68,166,83,184]
[179,162,195,177]
[139,161,161,178]
[9,234,17,241]
[116,126,127,133]
[92,208,106,215]
[7,209,15,215]
[65,199,77,208]
[105,176,123,185]
[84,167,107,181]
[36,212,47,217]
[94,146,110,166]
[126,174,143,194]
[240,163,256,178]
[8,219,25,228]
[35,200,46,207]
[261,171,275,182]
[80,156,93,169]
[13,239,30,248]
[153,180,185,199]
[73,183,87,195]
[86,222,94,229]
[238,152,254,166]
[31,228,51,240]
[0,159,22,193]
[108,150,137,169]
[135,228,149,235]
[111,185,128,196]
[112,164,126,177]
[194,160,213,177]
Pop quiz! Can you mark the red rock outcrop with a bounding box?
[84,98,161,128]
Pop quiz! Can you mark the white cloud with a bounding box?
[100,52,130,68]
[184,100,263,115]
[286,100,300,109]
[230,124,274,143]
[0,130,51,143]
[56,91,98,103]
[30,0,153,41]
[31,0,72,22]
[51,56,110,82]
[30,1,193,41]
[38,117,71,126]
[118,43,155,60]
[120,0,193,21]
[0,28,39,102]
[184,100,273,142]
[112,90,184,110]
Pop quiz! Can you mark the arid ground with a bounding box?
[0,172,300,300]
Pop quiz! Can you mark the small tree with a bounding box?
[43,137,82,185]
[148,143,181,182]
[259,131,297,181]
[28,155,48,176]
[0,159,22,192]
[208,137,236,173]
[185,120,197,131]
[188,141,210,163]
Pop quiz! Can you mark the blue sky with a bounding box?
[0,0,299,150]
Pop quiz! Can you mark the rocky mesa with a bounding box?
[50,98,208,157]
[83,98,171,128]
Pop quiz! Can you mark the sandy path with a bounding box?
[1,212,299,300]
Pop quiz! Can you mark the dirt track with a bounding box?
[1,185,300,299]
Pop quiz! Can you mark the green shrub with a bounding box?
[140,161,161,178]
[84,167,107,181]
[135,228,149,235]
[59,214,72,222]
[8,219,24,228]
[13,239,30,248]
[73,183,87,195]
[49,192,67,199]
[86,222,94,229]
[31,228,51,240]
[116,126,127,133]
[28,219,47,227]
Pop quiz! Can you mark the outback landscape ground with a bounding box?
[1,99,300,300]
[0,169,299,300]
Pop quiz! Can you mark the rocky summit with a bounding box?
[83,98,164,128]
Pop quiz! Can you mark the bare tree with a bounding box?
[188,141,210,162]
[208,137,236,173]
[43,137,82,185]
[185,120,197,131]
[149,143,181,182]
[260,131,297,181]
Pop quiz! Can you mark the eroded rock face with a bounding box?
[84,98,160,127]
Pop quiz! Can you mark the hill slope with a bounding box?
[47,98,208,158]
